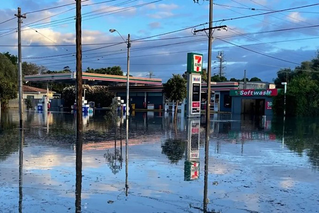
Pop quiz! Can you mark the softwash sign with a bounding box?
[230,89,278,97]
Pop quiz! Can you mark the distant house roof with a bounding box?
[23,85,55,94]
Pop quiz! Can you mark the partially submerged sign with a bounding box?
[230,89,278,97]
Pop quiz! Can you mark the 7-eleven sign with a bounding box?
[187,53,203,74]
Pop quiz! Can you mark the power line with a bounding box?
[217,37,299,65]
[0,17,16,25]
[223,24,319,38]
[25,0,90,14]
[214,3,319,23]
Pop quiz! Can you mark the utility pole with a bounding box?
[125,33,130,196]
[15,8,26,129]
[244,70,247,89]
[217,52,224,78]
[193,1,226,210]
[148,71,155,78]
[75,0,83,212]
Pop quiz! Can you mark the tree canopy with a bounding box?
[86,66,123,76]
[22,62,47,75]
[273,52,319,116]
[164,74,187,103]
[250,77,262,82]
[0,53,18,107]
[211,74,227,82]
[164,74,187,119]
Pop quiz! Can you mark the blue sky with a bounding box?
[0,0,319,82]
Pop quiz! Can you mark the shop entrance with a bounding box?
[241,99,265,115]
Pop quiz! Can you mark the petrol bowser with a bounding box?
[184,119,200,181]
[186,53,203,118]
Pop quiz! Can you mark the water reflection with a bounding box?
[19,128,24,213]
[75,115,83,212]
[184,119,200,181]
[125,117,129,196]
[1,111,319,212]
[104,123,123,174]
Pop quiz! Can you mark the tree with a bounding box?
[0,53,18,108]
[249,77,262,82]
[61,85,114,109]
[273,53,319,116]
[273,68,293,87]
[86,66,123,76]
[211,74,227,82]
[22,62,47,75]
[229,77,239,82]
[161,138,186,164]
[163,74,187,120]
[182,69,207,82]
[3,52,17,65]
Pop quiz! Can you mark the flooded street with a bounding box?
[0,110,319,213]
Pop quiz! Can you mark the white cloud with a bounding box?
[286,12,306,23]
[147,11,174,19]
[158,3,179,10]
[148,22,161,29]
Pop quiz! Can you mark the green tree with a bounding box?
[229,77,239,82]
[182,69,207,82]
[86,66,123,76]
[22,62,47,75]
[3,52,17,65]
[250,77,262,82]
[211,74,227,82]
[0,53,18,108]
[164,74,187,120]
[161,138,186,164]
[61,85,114,109]
[273,68,293,87]
[273,53,319,116]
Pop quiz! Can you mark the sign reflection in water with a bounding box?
[184,119,200,181]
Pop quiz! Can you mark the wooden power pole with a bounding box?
[15,8,26,128]
[75,0,83,212]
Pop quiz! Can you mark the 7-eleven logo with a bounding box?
[194,55,202,72]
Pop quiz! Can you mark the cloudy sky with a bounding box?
[1,0,319,82]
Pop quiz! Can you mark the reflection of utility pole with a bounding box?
[125,117,129,196]
[15,8,26,128]
[18,128,24,213]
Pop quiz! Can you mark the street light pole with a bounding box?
[126,34,131,121]
[281,82,287,116]
[109,29,131,120]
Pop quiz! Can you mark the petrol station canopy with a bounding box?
[24,72,162,86]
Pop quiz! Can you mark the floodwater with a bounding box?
[0,110,318,213]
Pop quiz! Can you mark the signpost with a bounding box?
[186,53,203,118]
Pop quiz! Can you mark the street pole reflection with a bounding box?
[282,116,286,148]
[75,134,83,213]
[125,116,129,196]
[19,127,24,213]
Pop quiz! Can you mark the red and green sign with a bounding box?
[187,53,203,74]
[230,89,278,97]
